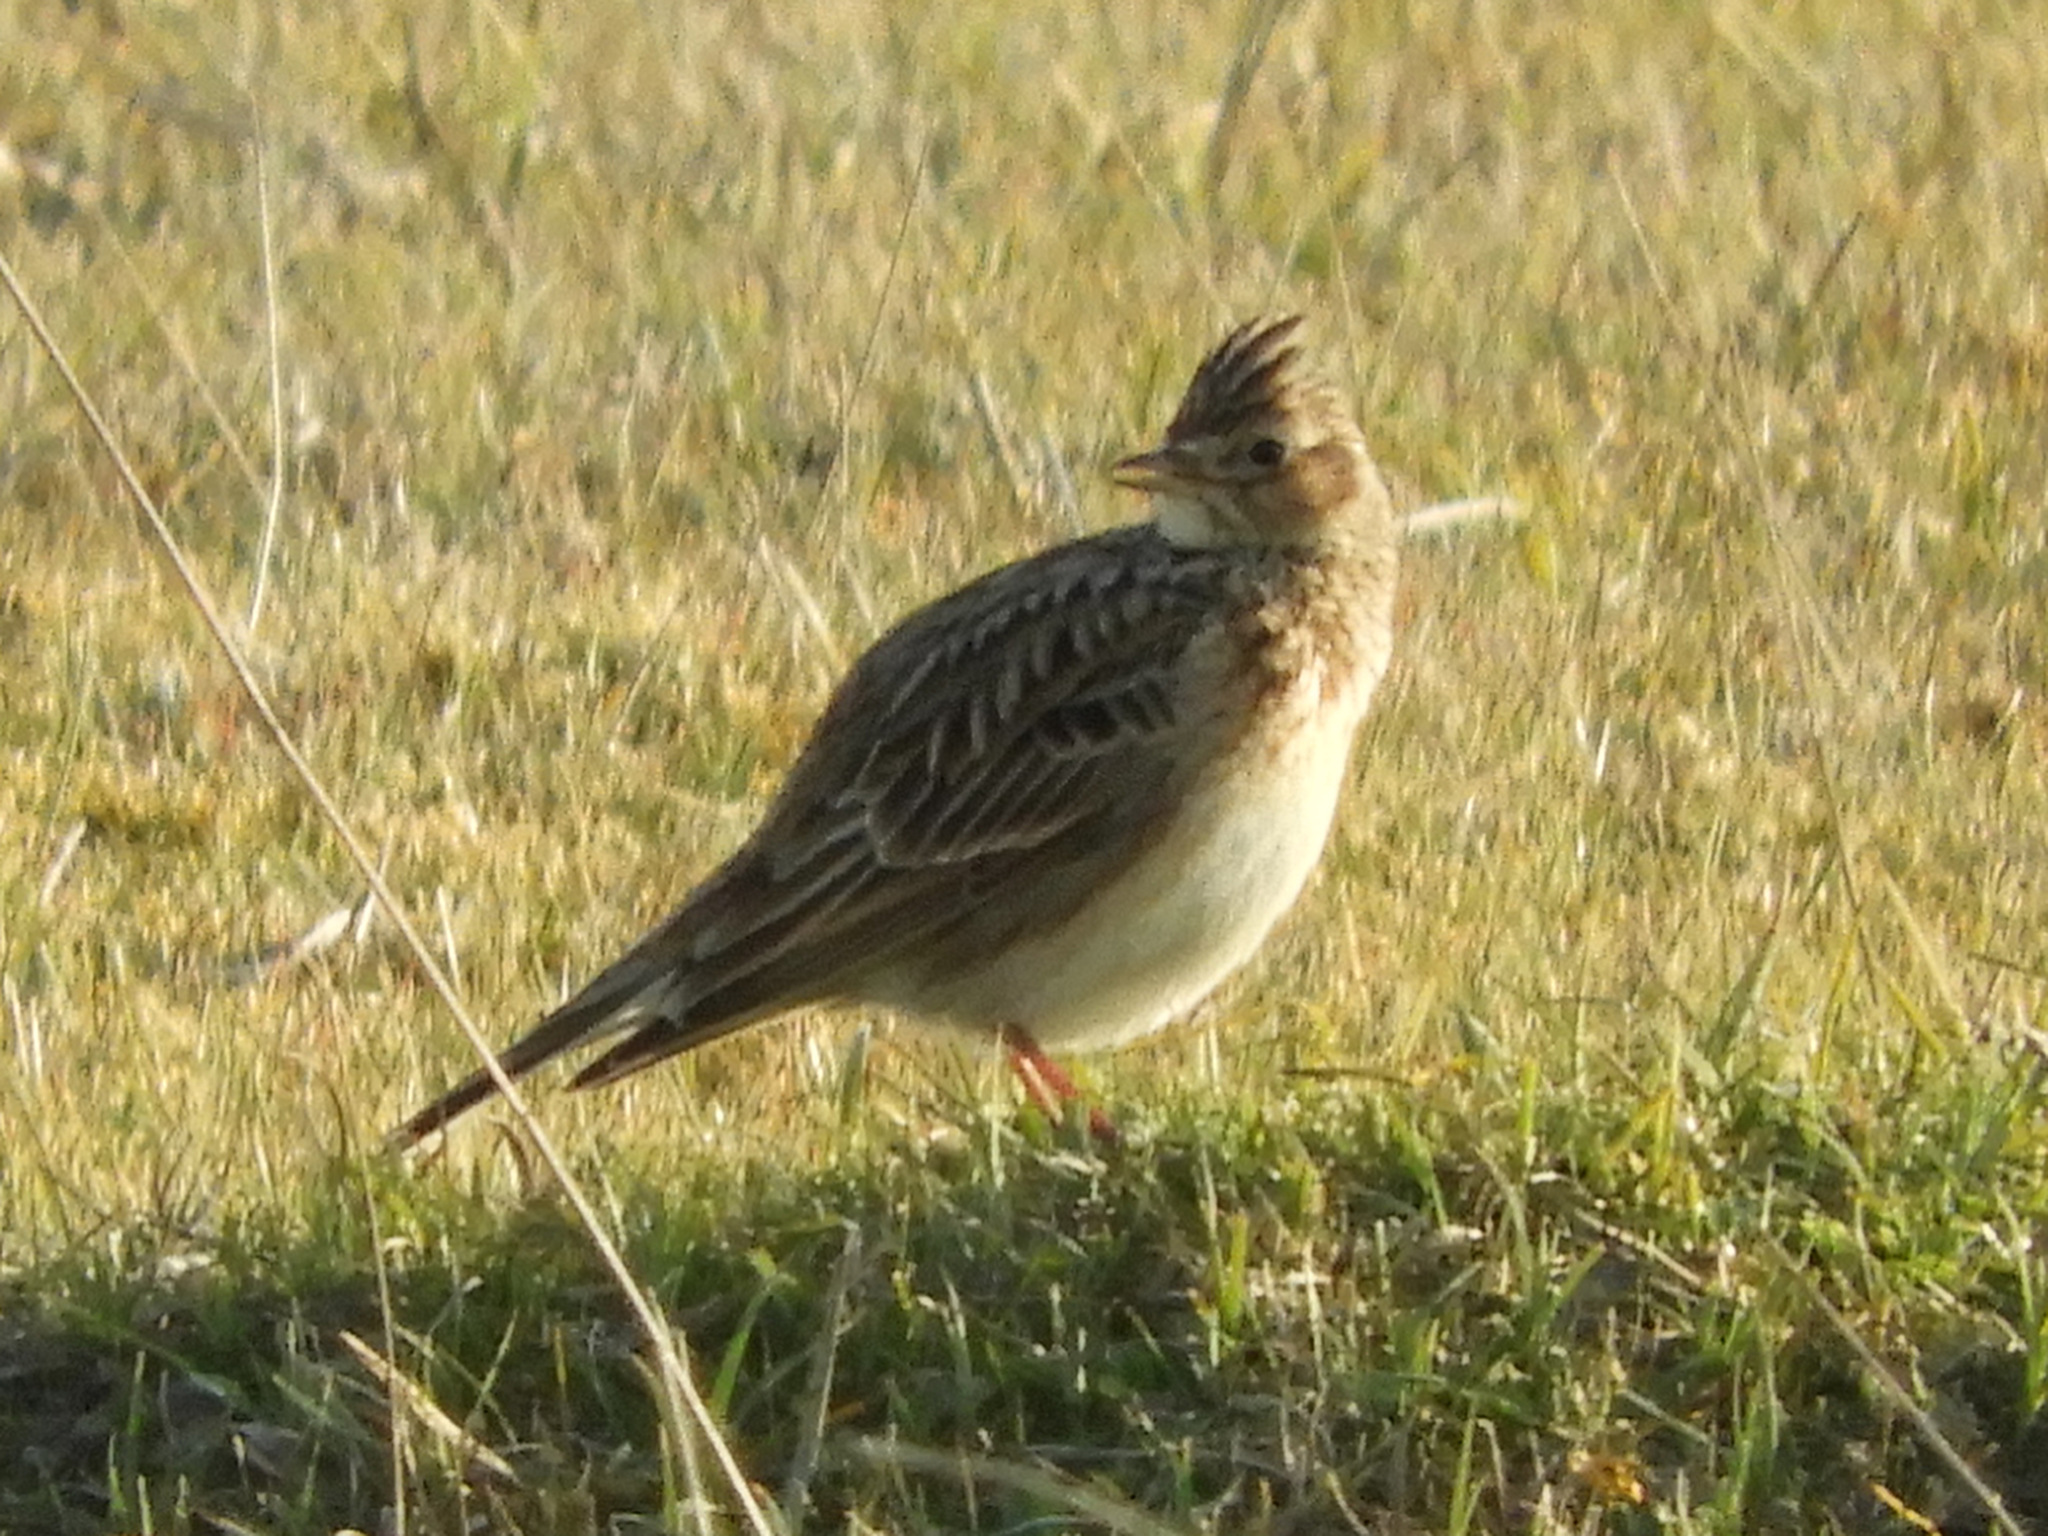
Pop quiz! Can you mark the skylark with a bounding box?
[392,316,1398,1147]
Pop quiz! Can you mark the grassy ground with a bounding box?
[3,0,2046,1530]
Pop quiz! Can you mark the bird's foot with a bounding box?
[1000,1025,1120,1146]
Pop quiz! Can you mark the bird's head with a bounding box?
[1113,316,1390,552]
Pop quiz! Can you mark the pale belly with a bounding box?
[923,706,1358,1053]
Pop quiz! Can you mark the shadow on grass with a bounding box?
[3,1092,2044,1535]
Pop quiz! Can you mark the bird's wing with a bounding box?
[577,531,1262,1076]
[389,530,1260,1145]
[842,534,1237,863]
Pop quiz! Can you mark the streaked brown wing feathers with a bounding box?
[471,530,1263,1101]
[852,547,1224,865]
[669,529,1251,1005]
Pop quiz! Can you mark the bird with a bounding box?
[390,315,1398,1149]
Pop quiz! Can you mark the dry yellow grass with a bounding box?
[2,1,2044,1530]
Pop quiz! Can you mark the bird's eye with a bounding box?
[1247,437,1286,468]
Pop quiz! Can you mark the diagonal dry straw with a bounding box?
[0,244,778,1536]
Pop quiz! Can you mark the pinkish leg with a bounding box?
[1000,1025,1120,1145]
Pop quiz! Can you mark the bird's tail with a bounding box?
[385,953,670,1151]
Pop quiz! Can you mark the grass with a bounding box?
[3,0,2046,1530]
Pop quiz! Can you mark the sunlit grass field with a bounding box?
[3,2,2045,1531]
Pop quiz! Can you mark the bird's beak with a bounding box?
[1111,443,1198,494]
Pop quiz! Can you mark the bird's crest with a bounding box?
[1162,315,1322,444]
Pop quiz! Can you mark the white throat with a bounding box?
[1153,493,1231,548]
